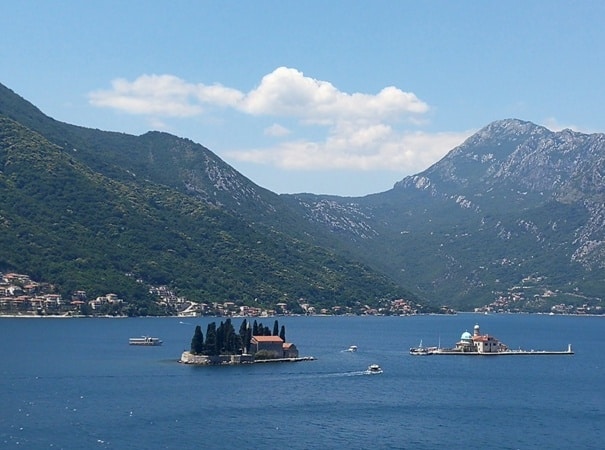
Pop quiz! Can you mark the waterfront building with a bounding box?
[453,324,507,353]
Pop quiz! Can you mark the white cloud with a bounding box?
[193,83,244,107]
[264,123,291,137]
[226,129,472,173]
[542,117,583,132]
[239,67,428,121]
[89,67,427,121]
[88,74,243,117]
[89,74,203,117]
[89,67,465,174]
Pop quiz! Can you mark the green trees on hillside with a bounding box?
[0,112,417,316]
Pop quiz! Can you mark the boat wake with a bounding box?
[306,370,375,379]
[345,370,371,377]
[340,346,358,353]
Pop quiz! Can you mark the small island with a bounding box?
[430,323,573,356]
[179,318,314,365]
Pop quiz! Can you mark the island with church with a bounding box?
[179,318,315,365]
[416,323,574,356]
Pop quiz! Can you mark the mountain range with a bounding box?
[0,82,416,315]
[287,119,605,312]
[1,82,604,313]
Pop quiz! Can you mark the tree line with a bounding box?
[190,318,287,356]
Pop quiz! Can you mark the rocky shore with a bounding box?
[178,351,315,365]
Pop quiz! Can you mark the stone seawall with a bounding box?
[179,351,315,365]
[179,351,255,365]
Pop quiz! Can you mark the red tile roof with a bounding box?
[252,335,283,343]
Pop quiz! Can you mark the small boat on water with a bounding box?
[129,336,163,346]
[409,340,433,356]
[347,345,358,352]
[367,364,383,374]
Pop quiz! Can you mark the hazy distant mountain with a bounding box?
[288,119,605,311]
[0,83,419,314]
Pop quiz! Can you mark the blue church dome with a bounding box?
[461,331,473,341]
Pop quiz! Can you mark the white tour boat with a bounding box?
[129,336,163,346]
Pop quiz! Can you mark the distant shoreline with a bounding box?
[0,314,126,319]
[0,311,603,319]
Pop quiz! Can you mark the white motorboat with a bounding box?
[367,364,383,374]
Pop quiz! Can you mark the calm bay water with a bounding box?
[1,314,603,449]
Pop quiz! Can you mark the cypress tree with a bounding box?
[191,325,204,355]
[245,324,252,353]
[239,319,248,353]
[273,319,279,336]
[205,322,218,356]
[239,318,248,339]
[240,320,252,354]
[217,320,225,354]
[222,318,236,353]
[279,325,286,342]
[229,331,241,354]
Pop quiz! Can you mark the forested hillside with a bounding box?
[0,85,422,315]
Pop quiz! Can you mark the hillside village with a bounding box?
[0,272,126,316]
[2,270,598,316]
[472,275,603,315]
[0,271,441,317]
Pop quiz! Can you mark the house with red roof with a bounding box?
[249,335,299,359]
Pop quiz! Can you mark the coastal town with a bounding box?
[2,271,600,317]
[473,276,603,315]
[0,271,445,317]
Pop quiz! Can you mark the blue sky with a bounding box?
[3,1,604,196]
